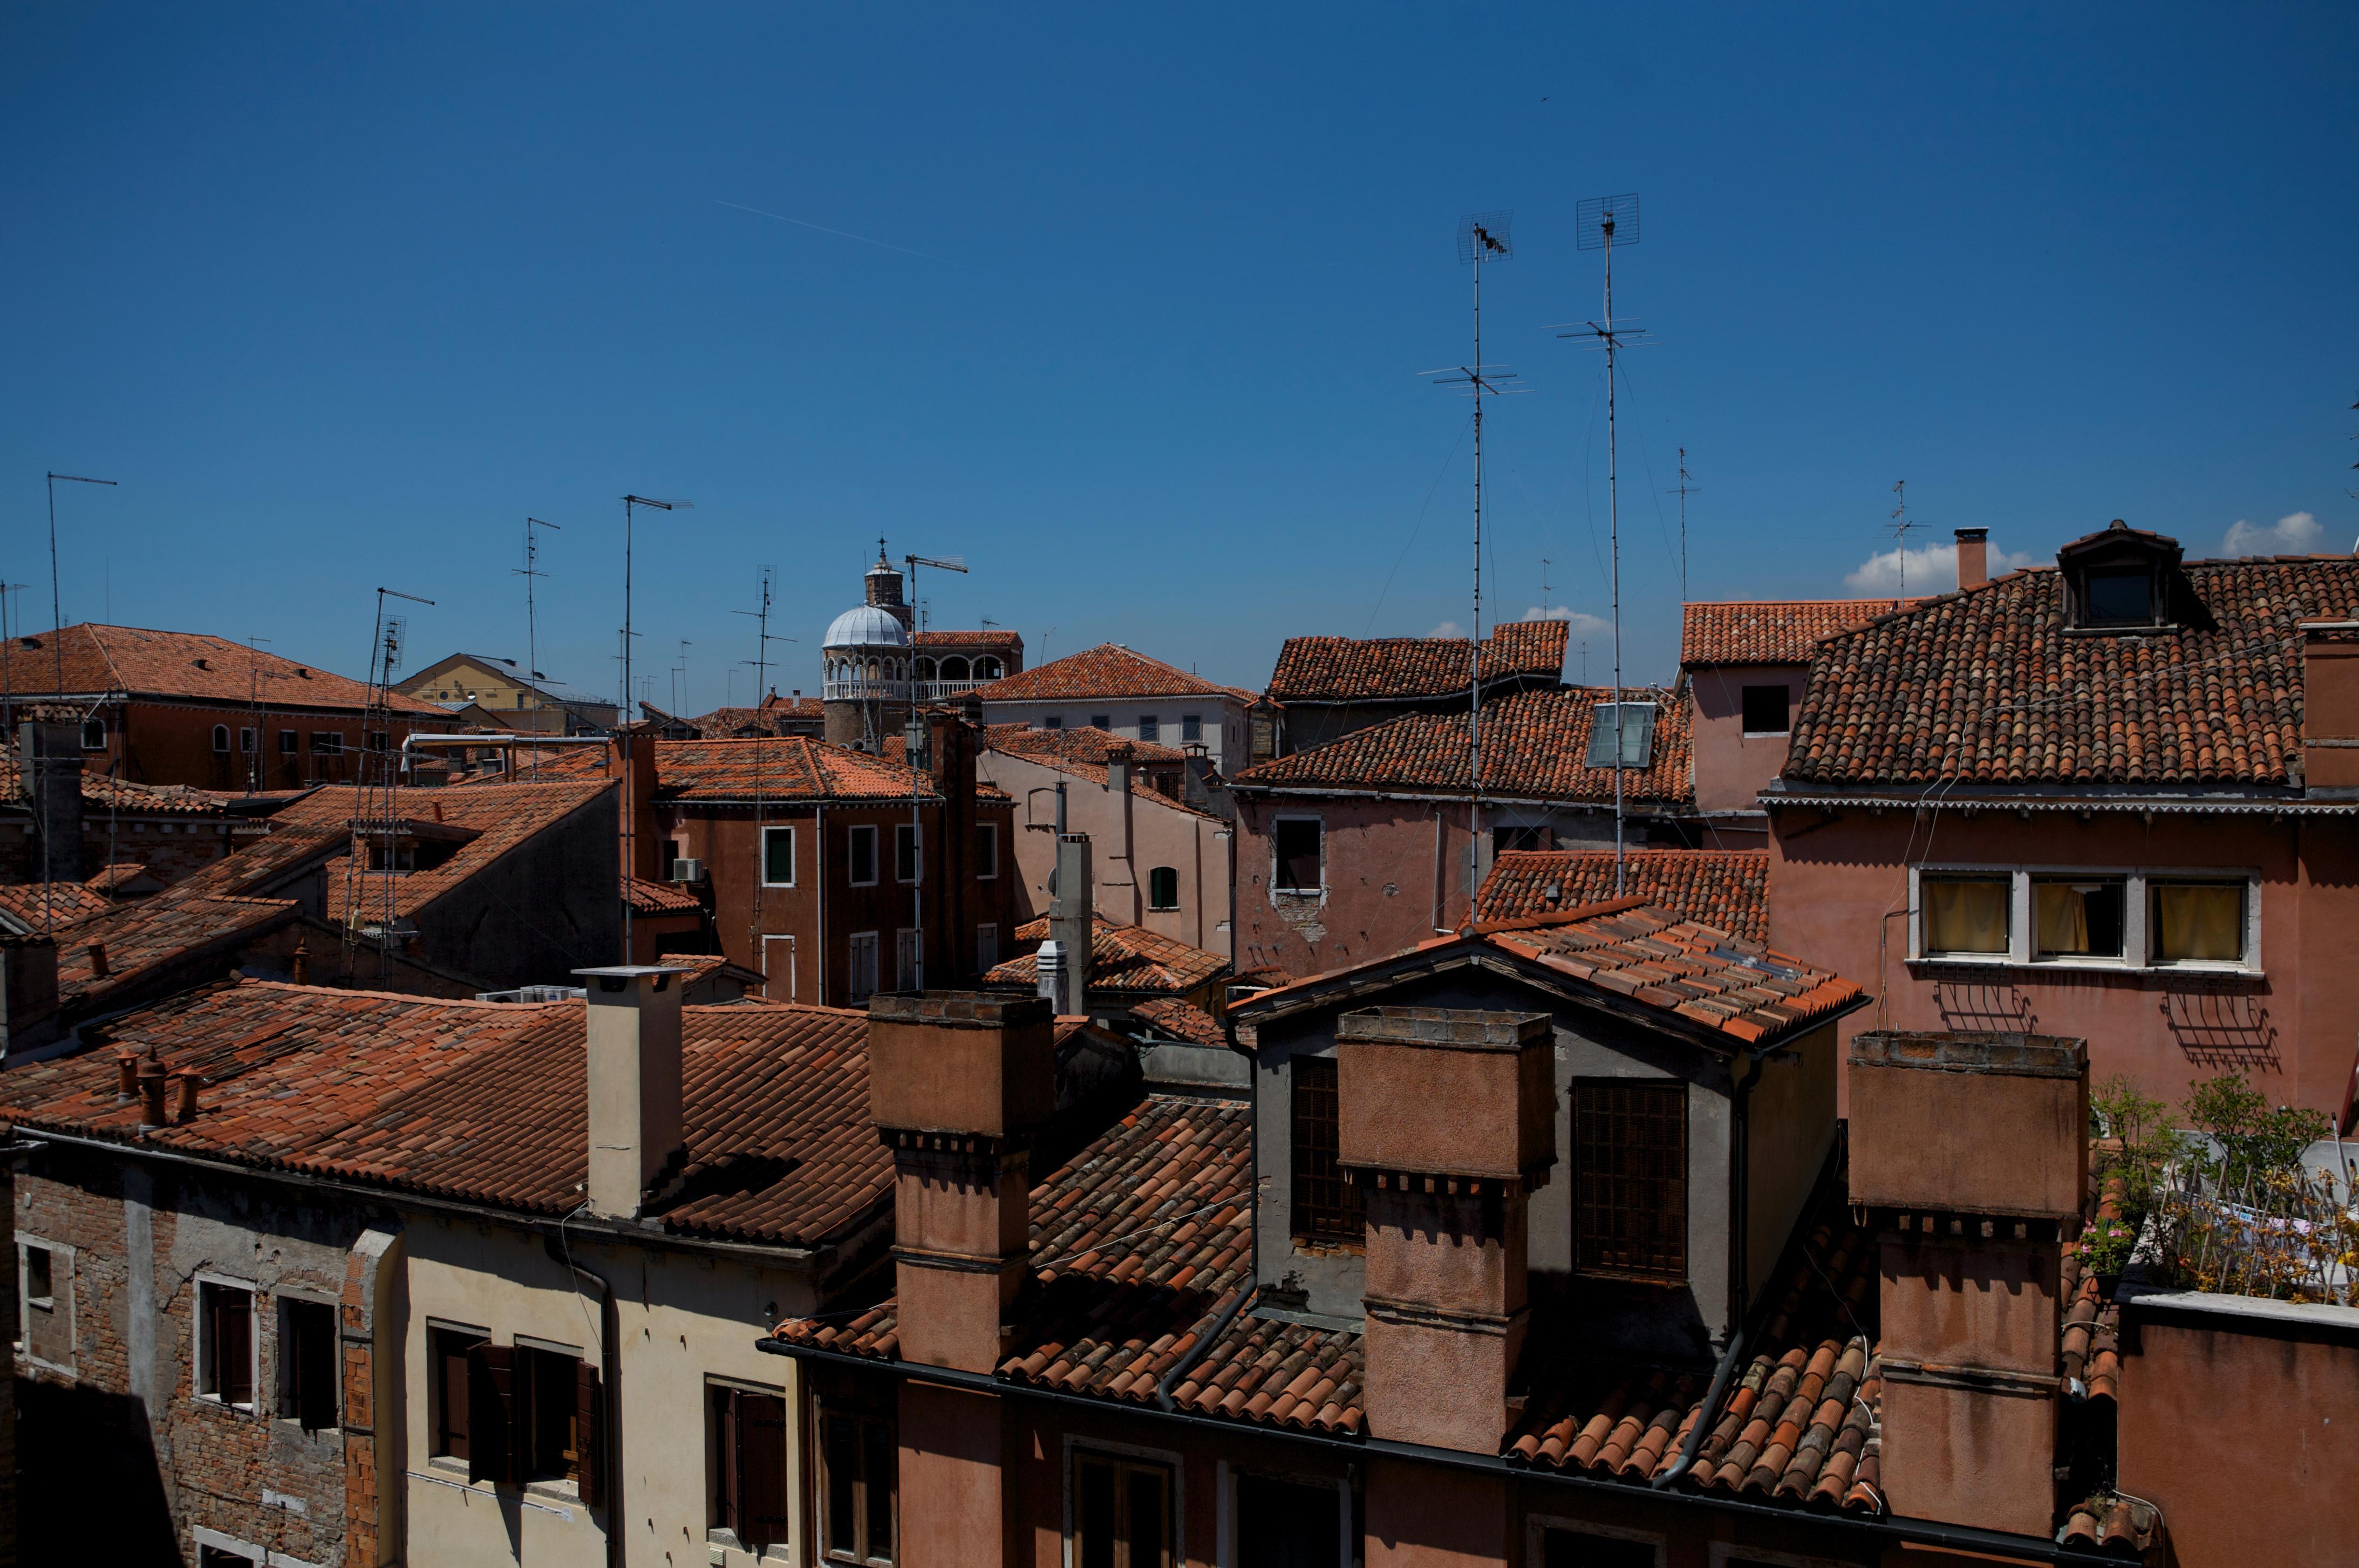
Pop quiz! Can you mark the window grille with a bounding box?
[1290,1056,1362,1246]
[1573,1080,1688,1284]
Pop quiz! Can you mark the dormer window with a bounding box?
[2060,519,2184,632]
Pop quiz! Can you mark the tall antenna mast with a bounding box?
[1886,480,1925,602]
[1669,448,1701,604]
[733,567,795,981]
[905,553,969,985]
[245,636,272,794]
[619,495,691,963]
[340,587,433,983]
[1562,193,1648,894]
[516,517,560,774]
[1425,211,1516,926]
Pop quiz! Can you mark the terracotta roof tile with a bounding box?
[1787,556,2359,787]
[0,623,439,713]
[915,630,1022,651]
[994,921,1229,996]
[656,736,951,803]
[1267,620,1567,704]
[986,725,1187,767]
[687,697,824,738]
[271,780,612,925]
[975,645,1241,704]
[625,876,704,915]
[1128,997,1225,1047]
[1478,850,1768,942]
[0,981,889,1246]
[1233,687,1692,808]
[1681,600,1910,667]
[0,759,250,817]
[0,880,114,928]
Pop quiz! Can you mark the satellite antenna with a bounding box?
[1669,448,1701,604]
[1424,211,1522,921]
[1558,193,1649,894]
[1886,480,1926,601]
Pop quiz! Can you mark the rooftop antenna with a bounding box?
[244,636,274,794]
[903,553,970,985]
[732,568,797,987]
[341,587,434,983]
[619,495,691,963]
[1669,448,1701,603]
[1424,211,1520,926]
[516,517,560,772]
[672,637,692,719]
[1886,480,1926,602]
[44,472,117,692]
[1559,193,1649,894]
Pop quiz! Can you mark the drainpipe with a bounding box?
[1155,1284,1257,1412]
[1654,1042,1771,1491]
[544,1233,622,1568]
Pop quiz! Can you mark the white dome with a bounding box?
[823,605,910,650]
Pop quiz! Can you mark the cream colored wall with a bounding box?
[396,1210,820,1568]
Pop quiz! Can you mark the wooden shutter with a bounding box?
[466,1343,517,1486]
[712,1387,744,1538]
[219,1290,254,1406]
[743,1393,790,1555]
[575,1359,606,1509]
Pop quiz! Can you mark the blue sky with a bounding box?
[6,5,2355,707]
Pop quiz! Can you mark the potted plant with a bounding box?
[2078,1214,2138,1298]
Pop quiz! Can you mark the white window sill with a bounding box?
[1740,730,1793,740]
[523,1477,582,1504]
[1909,956,2262,980]
[427,1454,475,1481]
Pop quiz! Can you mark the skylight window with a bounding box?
[1585,703,1658,768]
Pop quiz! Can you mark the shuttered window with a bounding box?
[819,1406,896,1564]
[710,1383,790,1557]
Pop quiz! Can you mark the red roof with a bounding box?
[1787,557,2359,786]
[0,881,113,928]
[687,696,825,738]
[1127,996,1225,1046]
[916,629,1022,650]
[1267,620,1567,703]
[656,736,952,803]
[996,919,1229,996]
[271,779,612,925]
[1,759,249,817]
[974,644,1240,704]
[0,981,891,1246]
[1232,687,1693,808]
[1477,849,1769,942]
[1680,600,1908,666]
[986,724,1187,767]
[625,876,704,915]
[0,623,439,713]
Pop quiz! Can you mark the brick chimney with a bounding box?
[1848,1032,2087,1537]
[2299,622,2359,794]
[867,992,1055,1373]
[1338,1006,1555,1452]
[1954,527,1990,591]
[19,718,85,885]
[608,730,662,880]
[574,965,689,1219]
[0,935,62,1058]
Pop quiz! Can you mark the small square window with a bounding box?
[848,826,878,887]
[1074,1450,1174,1568]
[2033,877,2125,960]
[1585,704,1658,768]
[1148,867,1180,911]
[976,823,999,880]
[278,730,298,754]
[1090,715,1111,731]
[1180,715,1202,743]
[80,718,106,749]
[1138,716,1160,743]
[198,1280,256,1407]
[1273,819,1321,895]
[895,823,921,884]
[762,826,795,887]
[2083,568,2156,628]
[2150,880,2247,965]
[1740,684,1791,735]
[1042,716,1063,731]
[1921,875,2010,958]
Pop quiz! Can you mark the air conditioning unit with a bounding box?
[669,859,706,883]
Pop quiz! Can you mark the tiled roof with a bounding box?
[625,877,703,915]
[974,644,1239,704]
[1477,850,1769,943]
[1267,620,1567,704]
[1508,1201,1882,1512]
[1128,997,1225,1047]
[979,730,1219,821]
[0,623,439,713]
[85,862,156,894]
[270,780,612,925]
[0,981,891,1247]
[0,759,248,816]
[688,697,825,738]
[986,725,1187,767]
[996,919,1230,997]
[1240,901,1862,1050]
[0,881,114,928]
[1232,687,1693,809]
[1680,601,1908,667]
[657,737,949,803]
[916,630,1022,650]
[775,1093,1363,1434]
[1785,557,2359,787]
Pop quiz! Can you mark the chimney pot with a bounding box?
[115,1050,138,1102]
[137,1057,168,1128]
[86,940,109,979]
[289,936,310,986]
[171,1067,200,1124]
[573,965,689,1218]
[0,934,63,1058]
[1954,527,1990,591]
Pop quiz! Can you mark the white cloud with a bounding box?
[1843,540,2035,596]
[1429,620,1466,638]
[2223,510,2322,556]
[1519,605,1612,638]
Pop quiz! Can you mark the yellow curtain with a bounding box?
[2157,883,2242,962]
[2035,883,2092,955]
[1925,878,2008,955]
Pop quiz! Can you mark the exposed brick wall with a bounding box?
[13,1146,393,1565]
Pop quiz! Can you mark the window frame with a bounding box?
[1527,1516,1667,1568]
[847,824,879,888]
[1585,701,1660,769]
[428,1322,489,1464]
[275,1293,342,1432]
[761,825,797,888]
[1180,714,1202,744]
[311,730,344,755]
[977,922,999,972]
[80,717,106,749]
[814,1397,897,1566]
[212,724,231,754]
[1738,684,1792,738]
[1271,815,1323,896]
[1572,1079,1690,1287]
[194,1274,260,1411]
[17,1237,74,1374]
[707,1376,791,1560]
[894,823,921,884]
[1224,1465,1353,1568]
[1065,1435,1183,1568]
[1147,866,1180,912]
[1908,864,2263,973]
[895,928,922,993]
[1137,715,1160,744]
[514,1341,587,1486]
[1288,1054,1362,1250]
[848,931,881,1003]
[2029,873,2130,964]
[976,822,999,881]
[278,728,298,754]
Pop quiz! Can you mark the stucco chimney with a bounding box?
[1102,739,1133,799]
[0,935,62,1058]
[1954,527,1989,591]
[1338,1006,1555,1452]
[867,992,1055,1372]
[1848,1031,2087,1537]
[1048,833,1092,1014]
[2298,621,2359,794]
[20,719,84,885]
[607,730,662,881]
[1181,742,1217,813]
[574,965,690,1219]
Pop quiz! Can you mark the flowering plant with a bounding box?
[2078,1215,2138,1278]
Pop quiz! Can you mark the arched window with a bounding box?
[1148,867,1180,911]
[942,656,970,681]
[918,657,936,680]
[211,724,230,753]
[977,657,1001,680]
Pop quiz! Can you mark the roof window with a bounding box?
[2060,519,2183,632]
[1585,702,1658,768]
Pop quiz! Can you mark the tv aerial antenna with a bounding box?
[1886,480,1927,601]
[342,586,434,983]
[1423,211,1524,919]
[515,517,561,774]
[1557,193,1650,893]
[1669,448,1701,604]
[901,552,970,987]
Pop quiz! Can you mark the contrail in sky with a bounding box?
[715,200,957,265]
